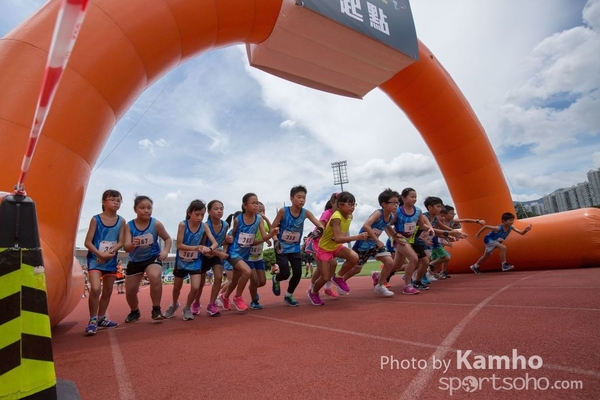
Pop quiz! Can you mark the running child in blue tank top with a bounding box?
[470,212,532,274]
[220,193,279,311]
[189,200,230,316]
[342,189,400,297]
[163,200,218,320]
[215,212,240,310]
[270,185,324,306]
[123,195,172,322]
[83,189,126,335]
[247,202,272,310]
[391,188,433,295]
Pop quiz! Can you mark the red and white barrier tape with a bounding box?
[15,0,89,194]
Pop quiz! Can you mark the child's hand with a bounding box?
[274,240,283,254]
[524,224,532,233]
[225,234,233,244]
[158,250,168,261]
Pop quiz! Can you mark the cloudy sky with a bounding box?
[2,0,599,246]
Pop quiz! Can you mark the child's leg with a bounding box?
[475,250,491,266]
[125,274,143,311]
[286,254,303,294]
[209,264,223,304]
[145,264,163,307]
[312,259,332,293]
[97,274,116,317]
[274,253,291,282]
[87,271,102,318]
[395,243,418,287]
[249,268,259,301]
[185,274,202,308]
[171,276,184,305]
[497,244,508,263]
[415,256,430,281]
[234,262,252,298]
[377,255,394,286]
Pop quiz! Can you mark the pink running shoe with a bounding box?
[219,293,231,310]
[323,288,339,298]
[191,300,201,315]
[331,276,350,294]
[206,302,221,316]
[371,271,380,287]
[403,285,420,295]
[232,295,248,311]
[307,291,324,306]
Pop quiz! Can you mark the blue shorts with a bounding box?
[223,260,233,272]
[248,260,265,270]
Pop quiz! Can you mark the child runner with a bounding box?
[271,185,324,306]
[307,193,340,298]
[391,188,433,295]
[163,200,217,320]
[342,189,399,297]
[192,200,230,316]
[123,195,172,322]
[470,212,532,274]
[220,193,279,311]
[247,202,272,310]
[307,192,368,306]
[215,212,240,310]
[83,189,125,335]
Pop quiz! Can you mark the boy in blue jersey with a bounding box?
[270,185,324,306]
[470,212,532,274]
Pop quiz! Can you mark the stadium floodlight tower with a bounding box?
[331,160,349,192]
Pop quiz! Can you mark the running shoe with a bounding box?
[215,295,224,309]
[163,302,180,319]
[97,316,118,329]
[232,295,248,311]
[206,302,221,316]
[219,293,231,311]
[250,301,263,310]
[85,318,98,335]
[413,282,430,291]
[272,275,281,296]
[374,284,394,297]
[441,271,451,278]
[125,309,141,323]
[470,264,482,275]
[502,263,514,272]
[151,307,164,321]
[425,272,438,282]
[283,295,299,307]
[191,300,201,315]
[307,291,324,306]
[421,275,431,285]
[402,285,419,295]
[323,288,339,298]
[371,271,380,287]
[182,307,194,321]
[331,276,350,294]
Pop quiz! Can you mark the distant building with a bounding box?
[588,168,600,205]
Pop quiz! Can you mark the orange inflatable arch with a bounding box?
[1,0,599,325]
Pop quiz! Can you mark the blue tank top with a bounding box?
[227,214,261,260]
[277,207,306,253]
[395,206,422,238]
[484,225,512,243]
[204,219,229,250]
[353,209,395,252]
[416,212,440,248]
[128,218,161,262]
[87,214,124,272]
[175,220,205,271]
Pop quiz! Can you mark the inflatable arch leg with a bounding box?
[0,0,598,325]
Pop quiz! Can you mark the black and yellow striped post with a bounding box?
[0,194,57,399]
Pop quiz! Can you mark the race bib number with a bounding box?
[178,249,198,261]
[237,232,254,247]
[99,240,116,253]
[250,244,262,256]
[403,222,416,234]
[134,233,154,247]
[281,230,300,244]
[372,228,383,238]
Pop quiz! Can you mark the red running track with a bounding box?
[52,268,600,399]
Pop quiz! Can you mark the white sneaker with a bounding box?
[163,302,180,319]
[182,307,194,321]
[426,272,438,282]
[215,296,223,309]
[374,284,394,297]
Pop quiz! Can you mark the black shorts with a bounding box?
[410,242,428,259]
[173,268,202,278]
[126,257,163,276]
[202,255,223,270]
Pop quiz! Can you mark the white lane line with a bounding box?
[108,328,136,400]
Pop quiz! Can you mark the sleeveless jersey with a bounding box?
[318,210,351,251]
[87,214,124,272]
[128,218,161,262]
[353,209,395,252]
[484,225,512,243]
[175,220,206,271]
[249,220,270,261]
[277,206,306,254]
[414,211,439,248]
[395,206,422,238]
[204,219,229,250]
[227,213,261,260]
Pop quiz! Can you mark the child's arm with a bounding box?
[361,210,385,248]
[417,214,434,235]
[474,225,496,239]
[115,217,126,253]
[254,216,280,246]
[435,220,467,239]
[203,223,219,252]
[454,218,486,225]
[176,222,207,252]
[155,220,172,261]
[332,218,368,244]
[269,208,284,252]
[512,224,532,235]
[123,223,135,253]
[305,210,325,235]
